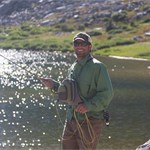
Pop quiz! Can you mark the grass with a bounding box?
[0,19,150,59]
[94,42,150,59]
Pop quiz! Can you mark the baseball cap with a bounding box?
[73,32,92,44]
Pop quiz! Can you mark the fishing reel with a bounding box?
[103,110,110,126]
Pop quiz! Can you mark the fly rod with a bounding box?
[0,53,39,79]
[0,53,54,90]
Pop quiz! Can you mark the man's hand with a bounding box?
[75,103,89,113]
[39,78,54,89]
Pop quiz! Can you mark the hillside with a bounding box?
[0,0,150,59]
[0,0,149,27]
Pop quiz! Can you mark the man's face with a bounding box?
[73,39,92,59]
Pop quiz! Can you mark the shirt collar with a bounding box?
[76,54,93,66]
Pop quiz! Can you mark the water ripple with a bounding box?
[0,49,70,149]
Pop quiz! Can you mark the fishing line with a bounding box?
[0,53,59,93]
[0,53,67,150]
[0,53,60,93]
[0,53,39,79]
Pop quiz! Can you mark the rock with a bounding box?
[133,35,144,41]
[40,19,50,26]
[136,139,150,150]
[0,0,32,16]
[0,0,149,26]
[145,32,150,36]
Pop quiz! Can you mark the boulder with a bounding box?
[136,139,150,150]
[0,0,32,16]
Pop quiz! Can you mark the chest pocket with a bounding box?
[77,68,93,97]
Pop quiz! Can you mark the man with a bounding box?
[40,32,113,150]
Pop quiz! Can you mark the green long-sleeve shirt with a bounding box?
[65,54,114,121]
[52,54,113,121]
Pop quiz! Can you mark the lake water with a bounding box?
[0,49,150,150]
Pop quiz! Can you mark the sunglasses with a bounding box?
[73,41,89,47]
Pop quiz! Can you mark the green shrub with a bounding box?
[9,35,24,40]
[143,18,150,23]
[111,11,128,22]
[105,20,117,31]
[77,25,85,31]
[138,52,150,57]
[29,28,43,35]
[12,42,24,50]
[115,39,135,45]
[108,29,124,34]
[8,29,27,39]
[61,24,74,32]
[28,43,44,51]
[21,25,32,31]
[55,24,75,32]
[0,34,8,40]
[20,32,29,37]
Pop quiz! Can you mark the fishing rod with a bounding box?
[0,53,56,91]
[0,53,39,79]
